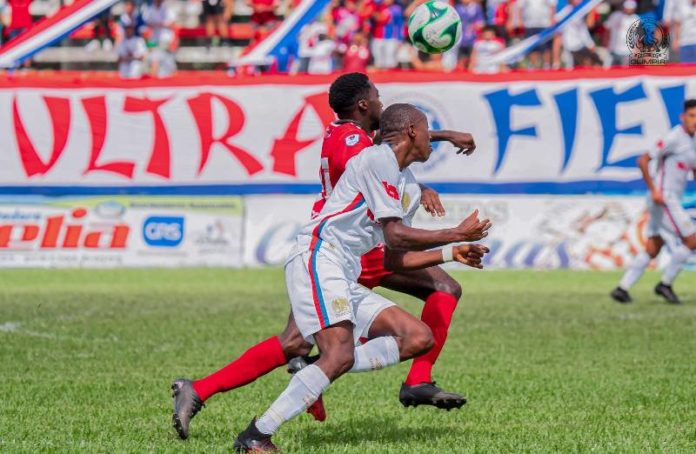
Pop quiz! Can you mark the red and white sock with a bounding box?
[192,336,287,402]
[404,291,458,386]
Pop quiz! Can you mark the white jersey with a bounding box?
[290,144,421,281]
[649,126,696,198]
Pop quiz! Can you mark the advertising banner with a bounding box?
[0,196,243,267]
[1,68,695,196]
[243,194,696,270]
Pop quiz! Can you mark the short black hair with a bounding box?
[328,73,372,118]
[685,99,696,112]
[380,103,425,136]
[481,25,497,36]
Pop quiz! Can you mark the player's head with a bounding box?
[481,25,496,40]
[328,73,382,132]
[380,103,432,164]
[681,99,696,135]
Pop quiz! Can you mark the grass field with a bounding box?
[1,269,695,453]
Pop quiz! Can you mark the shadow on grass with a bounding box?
[294,413,455,448]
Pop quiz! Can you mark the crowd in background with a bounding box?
[1,0,695,77]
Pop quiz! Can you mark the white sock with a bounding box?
[619,251,651,290]
[350,336,400,373]
[661,245,692,285]
[255,364,329,435]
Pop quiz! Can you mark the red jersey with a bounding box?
[9,0,32,30]
[311,121,373,217]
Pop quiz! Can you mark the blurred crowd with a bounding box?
[1,0,695,77]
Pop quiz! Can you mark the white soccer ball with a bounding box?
[408,1,462,54]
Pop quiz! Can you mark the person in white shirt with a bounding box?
[231,104,491,452]
[611,99,696,305]
[143,0,176,49]
[307,32,337,74]
[510,0,556,68]
[672,0,696,63]
[555,0,600,68]
[116,21,147,80]
[469,25,507,74]
[296,22,327,73]
[604,0,639,66]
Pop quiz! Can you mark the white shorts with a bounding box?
[285,246,395,344]
[645,195,696,242]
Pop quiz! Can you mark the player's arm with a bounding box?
[429,130,476,155]
[419,183,445,217]
[380,210,491,251]
[383,244,489,272]
[639,137,670,205]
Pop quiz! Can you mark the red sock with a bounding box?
[192,336,287,402]
[404,291,458,386]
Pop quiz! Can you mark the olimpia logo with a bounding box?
[408,1,462,54]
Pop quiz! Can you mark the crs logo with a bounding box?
[143,216,184,247]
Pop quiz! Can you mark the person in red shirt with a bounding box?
[339,31,370,73]
[246,0,279,27]
[171,73,480,440]
[7,0,32,41]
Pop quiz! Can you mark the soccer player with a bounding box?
[233,103,490,452]
[610,99,696,305]
[171,73,478,440]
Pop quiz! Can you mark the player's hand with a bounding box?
[652,189,665,206]
[452,244,489,269]
[448,132,476,155]
[420,186,445,217]
[454,209,492,241]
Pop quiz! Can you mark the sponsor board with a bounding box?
[243,194,696,270]
[0,196,243,267]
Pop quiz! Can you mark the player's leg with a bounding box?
[611,235,664,303]
[611,201,665,303]
[654,201,696,304]
[171,313,311,439]
[234,249,356,452]
[378,266,465,403]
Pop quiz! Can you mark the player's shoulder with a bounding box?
[325,122,372,145]
[662,126,688,147]
[356,144,396,166]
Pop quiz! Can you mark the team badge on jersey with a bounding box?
[345,134,360,146]
[332,298,350,316]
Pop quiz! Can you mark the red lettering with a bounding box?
[13,96,71,177]
[82,96,135,178]
[62,209,87,248]
[270,92,334,176]
[187,93,263,176]
[123,96,172,178]
[40,215,63,248]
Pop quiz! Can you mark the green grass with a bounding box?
[1,269,695,453]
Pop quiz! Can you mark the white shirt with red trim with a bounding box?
[649,125,696,198]
[291,144,421,281]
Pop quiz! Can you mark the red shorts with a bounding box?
[358,246,393,289]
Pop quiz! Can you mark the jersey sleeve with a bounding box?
[649,131,677,160]
[356,151,404,221]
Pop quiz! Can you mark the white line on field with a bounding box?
[0,321,119,343]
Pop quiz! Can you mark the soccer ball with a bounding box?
[408,1,462,54]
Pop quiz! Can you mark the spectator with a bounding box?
[455,0,485,69]
[332,0,360,46]
[202,0,232,47]
[296,21,328,73]
[469,25,507,73]
[556,0,601,67]
[663,0,688,27]
[116,19,147,79]
[247,0,280,28]
[604,0,639,66]
[115,0,144,45]
[510,0,557,69]
[6,0,32,42]
[143,0,177,77]
[371,0,403,69]
[673,0,696,63]
[307,31,337,74]
[339,31,370,72]
[86,10,114,52]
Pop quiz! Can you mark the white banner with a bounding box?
[0,196,243,267]
[1,69,696,195]
[243,194,696,270]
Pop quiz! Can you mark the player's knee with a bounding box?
[278,330,312,358]
[438,278,462,301]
